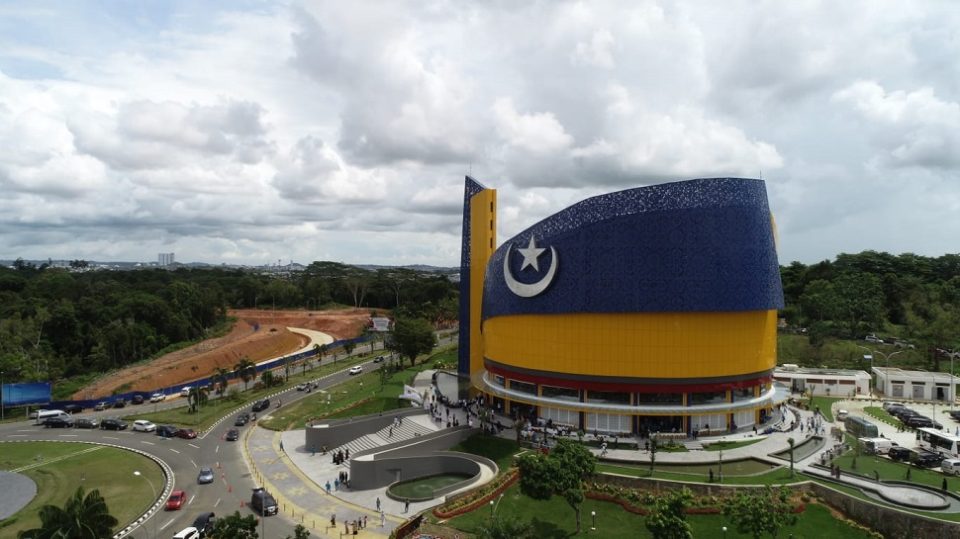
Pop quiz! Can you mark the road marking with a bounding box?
[189,495,195,505]
[214,497,221,507]
[215,445,220,453]
[7,434,27,437]
[141,441,155,446]
[169,448,180,454]
[104,436,119,440]
[188,443,200,449]
[17,429,33,432]
[58,434,78,437]
[160,518,175,531]
[191,459,198,468]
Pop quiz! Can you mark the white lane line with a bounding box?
[169,448,180,454]
[214,498,221,507]
[7,434,27,437]
[215,445,220,453]
[17,429,34,432]
[189,495,195,505]
[159,518,175,531]
[141,441,155,446]
[188,443,200,449]
[190,459,198,469]
[104,436,119,440]
[58,434,78,437]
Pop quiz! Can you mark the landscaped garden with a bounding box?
[0,442,164,538]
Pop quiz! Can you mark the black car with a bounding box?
[156,425,180,438]
[905,416,935,428]
[131,394,145,405]
[192,512,217,537]
[889,446,915,462]
[913,452,944,469]
[44,416,74,428]
[112,400,127,409]
[234,413,250,426]
[64,403,84,414]
[225,429,240,441]
[373,355,385,363]
[250,488,278,516]
[252,399,270,412]
[948,410,960,421]
[74,417,100,429]
[101,418,128,431]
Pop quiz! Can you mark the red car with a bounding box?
[175,428,197,439]
[165,490,187,511]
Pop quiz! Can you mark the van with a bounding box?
[941,459,960,476]
[35,410,68,425]
[180,386,193,397]
[171,527,200,539]
[859,437,894,455]
[836,409,849,421]
[250,487,278,516]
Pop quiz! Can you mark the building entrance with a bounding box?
[637,415,683,437]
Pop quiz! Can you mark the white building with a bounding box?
[158,253,175,266]
[872,367,958,402]
[773,366,871,398]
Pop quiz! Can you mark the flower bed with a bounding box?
[584,482,806,516]
[432,469,519,519]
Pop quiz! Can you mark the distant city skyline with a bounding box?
[1,2,958,266]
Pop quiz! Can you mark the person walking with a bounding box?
[380,511,385,527]
[404,499,410,513]
[376,496,381,511]
[279,440,285,453]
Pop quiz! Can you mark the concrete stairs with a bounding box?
[335,419,436,469]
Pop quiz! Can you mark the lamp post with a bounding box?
[857,347,904,397]
[591,510,596,531]
[133,470,156,539]
[723,526,728,537]
[1,370,5,421]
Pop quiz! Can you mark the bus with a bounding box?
[844,416,879,439]
[917,427,960,458]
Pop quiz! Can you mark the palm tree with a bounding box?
[213,367,230,396]
[234,358,256,391]
[19,486,118,539]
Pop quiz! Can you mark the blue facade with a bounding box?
[458,176,488,376]
[482,178,784,319]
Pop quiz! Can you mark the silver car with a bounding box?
[197,467,215,484]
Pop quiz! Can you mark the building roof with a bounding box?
[871,367,959,383]
[773,366,869,378]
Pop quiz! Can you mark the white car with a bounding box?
[150,392,165,403]
[133,420,157,432]
[348,365,363,375]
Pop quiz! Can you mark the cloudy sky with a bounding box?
[1,1,958,267]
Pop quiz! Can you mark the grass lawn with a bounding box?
[123,351,373,431]
[442,483,877,538]
[597,460,800,485]
[703,438,764,451]
[810,396,841,421]
[832,452,952,491]
[449,435,525,473]
[862,406,900,427]
[259,346,456,431]
[0,442,164,537]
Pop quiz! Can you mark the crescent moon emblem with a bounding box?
[503,244,558,298]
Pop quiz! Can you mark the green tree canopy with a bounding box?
[387,316,436,367]
[210,510,259,539]
[516,438,597,533]
[18,486,118,539]
[722,485,798,538]
[644,487,693,539]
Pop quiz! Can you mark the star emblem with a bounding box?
[516,236,546,271]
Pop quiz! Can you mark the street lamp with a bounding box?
[723,526,728,537]
[857,347,904,397]
[591,510,596,531]
[133,470,157,539]
[1,370,5,421]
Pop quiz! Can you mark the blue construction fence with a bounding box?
[2,382,52,407]
[43,334,374,410]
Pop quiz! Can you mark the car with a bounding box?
[252,399,270,412]
[225,429,240,441]
[192,512,216,537]
[150,392,166,403]
[131,394,145,405]
[44,416,74,428]
[172,527,200,539]
[948,410,960,421]
[64,403,84,414]
[941,458,960,476]
[74,417,100,429]
[100,418,128,431]
[176,428,198,439]
[94,401,108,411]
[349,365,363,375]
[882,401,905,412]
[112,399,127,409]
[913,452,945,469]
[133,420,157,432]
[165,490,187,511]
[250,487,278,516]
[888,446,916,462]
[295,383,307,391]
[865,334,882,343]
[180,386,193,397]
[156,424,180,438]
[373,355,385,363]
[234,413,250,427]
[197,467,215,485]
[905,416,935,428]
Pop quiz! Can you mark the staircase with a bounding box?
[334,419,436,469]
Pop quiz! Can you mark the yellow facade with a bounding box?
[482,310,778,380]
[468,189,496,381]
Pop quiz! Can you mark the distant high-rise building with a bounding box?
[158,253,175,266]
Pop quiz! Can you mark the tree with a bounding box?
[722,486,798,539]
[188,386,208,413]
[344,341,356,357]
[649,436,658,476]
[388,316,436,367]
[517,438,597,533]
[787,437,795,477]
[210,510,259,539]
[214,366,230,396]
[475,516,535,539]
[285,524,311,539]
[19,486,118,539]
[644,487,693,539]
[234,358,256,391]
[261,370,276,388]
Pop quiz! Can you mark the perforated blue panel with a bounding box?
[482,178,783,319]
[458,176,488,375]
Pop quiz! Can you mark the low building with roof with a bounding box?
[872,367,958,402]
[772,366,870,398]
